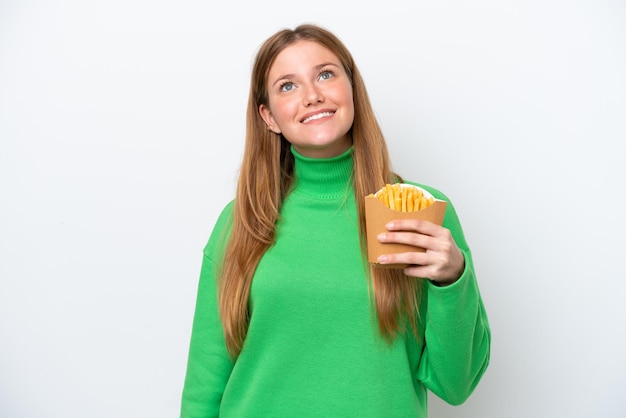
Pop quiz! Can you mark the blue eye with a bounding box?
[280,82,295,92]
[319,70,333,80]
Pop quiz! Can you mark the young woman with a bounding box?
[181,24,490,418]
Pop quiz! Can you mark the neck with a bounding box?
[291,146,354,199]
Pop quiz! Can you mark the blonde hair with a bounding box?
[218,24,421,358]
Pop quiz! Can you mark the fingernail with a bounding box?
[386,222,395,229]
[377,233,386,241]
[378,255,388,263]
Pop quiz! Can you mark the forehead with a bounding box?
[268,40,342,76]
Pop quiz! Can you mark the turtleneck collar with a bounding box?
[291,146,354,199]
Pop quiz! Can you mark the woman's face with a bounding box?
[259,40,354,159]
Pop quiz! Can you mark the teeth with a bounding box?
[302,111,333,124]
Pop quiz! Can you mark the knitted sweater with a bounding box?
[181,147,490,417]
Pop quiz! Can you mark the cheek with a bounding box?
[341,88,355,118]
[271,99,299,123]
[333,82,354,107]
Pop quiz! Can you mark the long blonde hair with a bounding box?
[218,24,421,358]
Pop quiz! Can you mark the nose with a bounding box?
[303,83,324,106]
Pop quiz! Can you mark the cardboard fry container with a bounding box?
[365,184,447,268]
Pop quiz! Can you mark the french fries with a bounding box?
[369,183,435,212]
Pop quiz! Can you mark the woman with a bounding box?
[181,23,490,417]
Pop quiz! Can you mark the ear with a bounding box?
[259,104,282,134]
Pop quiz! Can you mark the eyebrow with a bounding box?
[270,62,341,87]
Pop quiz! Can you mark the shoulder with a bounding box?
[215,199,235,227]
[203,199,235,259]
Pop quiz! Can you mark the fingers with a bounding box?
[384,219,440,235]
[377,230,433,250]
[377,249,463,283]
[377,250,444,281]
[377,220,453,251]
[376,221,464,283]
[377,250,428,267]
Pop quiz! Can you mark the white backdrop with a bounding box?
[1,1,625,417]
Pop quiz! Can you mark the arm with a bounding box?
[181,204,235,417]
[377,186,491,404]
[416,252,491,405]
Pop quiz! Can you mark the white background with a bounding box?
[1,1,625,417]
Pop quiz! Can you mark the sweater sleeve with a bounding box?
[413,186,491,405]
[181,202,235,418]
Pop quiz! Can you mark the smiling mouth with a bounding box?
[301,111,334,124]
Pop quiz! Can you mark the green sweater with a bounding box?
[181,147,490,417]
